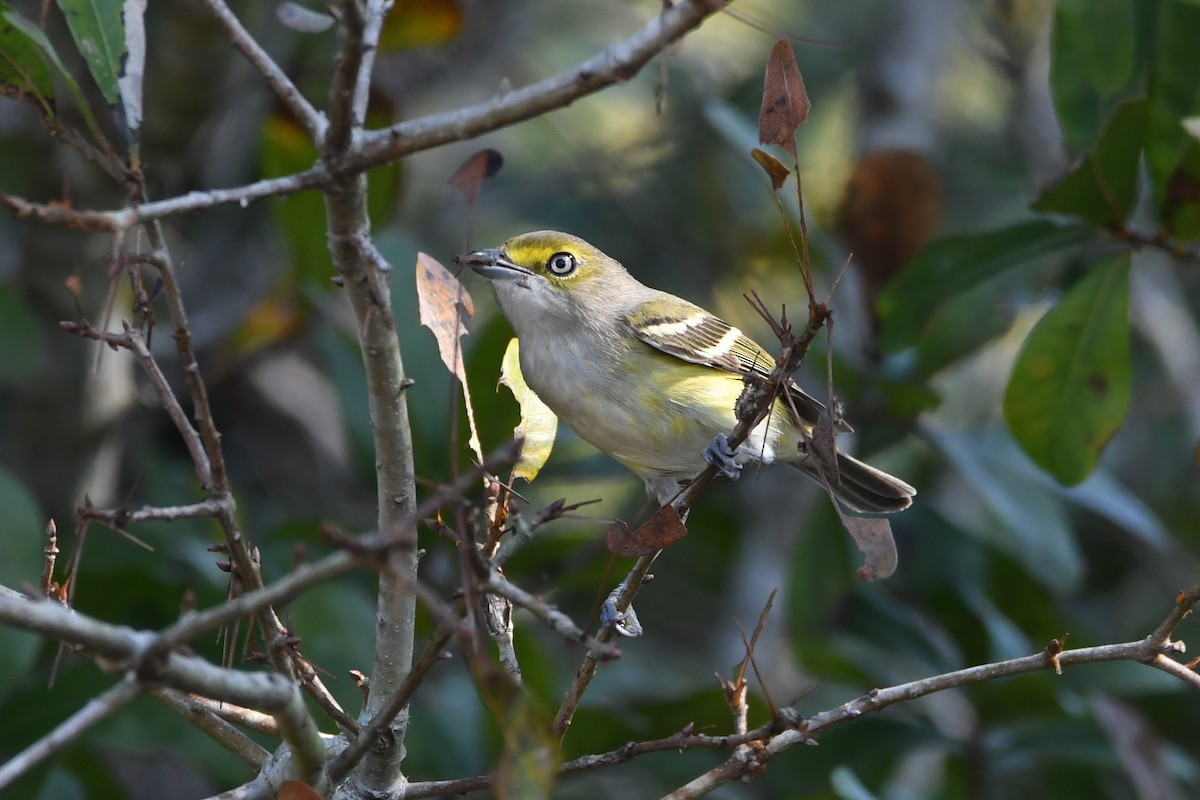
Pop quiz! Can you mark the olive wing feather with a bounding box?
[625,294,848,431]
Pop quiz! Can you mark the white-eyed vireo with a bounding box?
[462,230,914,514]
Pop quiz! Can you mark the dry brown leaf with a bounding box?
[449,148,504,212]
[279,780,323,800]
[758,39,810,157]
[835,506,898,581]
[751,147,791,190]
[606,505,687,557]
[415,252,483,460]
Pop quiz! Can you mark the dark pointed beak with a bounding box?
[455,248,533,281]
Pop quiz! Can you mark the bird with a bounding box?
[460,230,914,515]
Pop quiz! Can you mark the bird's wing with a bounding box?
[625,293,848,431]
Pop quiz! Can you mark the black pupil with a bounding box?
[549,252,575,274]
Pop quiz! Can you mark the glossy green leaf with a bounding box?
[1142,0,1200,241]
[1003,253,1132,485]
[0,5,54,105]
[1050,0,1138,155]
[55,0,123,105]
[1,6,106,141]
[1034,100,1148,226]
[876,220,1092,352]
[500,338,557,483]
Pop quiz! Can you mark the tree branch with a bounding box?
[354,0,731,168]
[149,688,272,769]
[0,589,325,787]
[0,674,141,791]
[197,0,325,141]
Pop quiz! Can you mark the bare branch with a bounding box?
[161,690,280,737]
[1150,581,1200,645]
[149,688,272,768]
[4,1,728,231]
[553,552,656,737]
[325,0,367,156]
[483,572,622,661]
[0,589,326,785]
[664,633,1197,798]
[198,0,325,141]
[355,0,731,167]
[78,499,225,527]
[61,319,214,500]
[2,194,129,231]
[3,169,328,232]
[352,0,391,125]
[0,674,141,791]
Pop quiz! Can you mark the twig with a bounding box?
[3,1,730,231]
[483,572,622,661]
[0,674,141,791]
[662,631,1198,799]
[164,691,280,736]
[149,688,272,768]
[41,519,60,597]
[61,320,214,501]
[197,0,325,141]
[78,499,224,527]
[553,552,656,737]
[355,0,731,167]
[2,169,328,231]
[325,0,367,157]
[351,0,390,127]
[0,589,326,786]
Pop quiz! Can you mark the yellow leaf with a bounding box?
[499,339,557,482]
[379,0,463,51]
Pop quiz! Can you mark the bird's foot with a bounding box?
[600,583,644,638]
[703,433,742,481]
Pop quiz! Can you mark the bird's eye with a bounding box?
[546,251,577,276]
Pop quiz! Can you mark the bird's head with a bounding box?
[459,230,638,334]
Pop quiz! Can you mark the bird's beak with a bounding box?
[455,248,533,282]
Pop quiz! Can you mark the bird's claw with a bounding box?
[601,585,644,638]
[703,433,742,481]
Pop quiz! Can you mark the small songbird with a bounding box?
[461,231,914,514]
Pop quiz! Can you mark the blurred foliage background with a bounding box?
[2,0,1200,797]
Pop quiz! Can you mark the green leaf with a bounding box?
[499,338,557,483]
[1034,100,1148,226]
[1050,0,1139,155]
[55,0,123,105]
[2,6,107,142]
[1003,253,1132,485]
[876,220,1093,352]
[1142,0,1200,237]
[0,5,54,106]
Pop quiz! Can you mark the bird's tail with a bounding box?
[788,452,915,515]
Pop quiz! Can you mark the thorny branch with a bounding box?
[402,582,1200,799]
